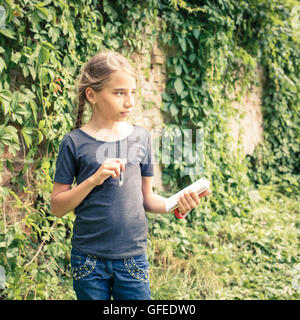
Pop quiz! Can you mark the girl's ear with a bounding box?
[85,87,96,104]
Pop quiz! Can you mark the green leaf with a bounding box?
[21,63,29,78]
[36,6,49,21]
[0,90,12,101]
[193,29,200,39]
[189,53,196,63]
[189,108,194,118]
[38,120,46,129]
[170,103,179,116]
[28,65,37,80]
[41,41,55,50]
[0,99,10,116]
[4,125,19,143]
[30,100,38,123]
[49,27,60,43]
[162,92,172,102]
[179,37,187,52]
[38,46,50,65]
[175,64,182,76]
[21,127,32,148]
[38,130,44,144]
[32,44,40,59]
[174,77,184,96]
[10,51,22,64]
[0,56,6,72]
[39,67,51,84]
[0,28,16,39]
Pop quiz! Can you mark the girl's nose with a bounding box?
[125,94,134,107]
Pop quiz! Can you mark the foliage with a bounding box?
[0,0,299,300]
[156,0,299,299]
[148,185,299,299]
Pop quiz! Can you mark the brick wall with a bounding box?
[1,45,264,223]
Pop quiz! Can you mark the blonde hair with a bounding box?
[74,51,136,129]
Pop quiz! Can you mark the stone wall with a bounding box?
[227,66,264,156]
[130,44,167,193]
[130,48,264,190]
[1,45,264,222]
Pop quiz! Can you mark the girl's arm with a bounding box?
[51,178,95,218]
[142,176,211,215]
[141,176,169,214]
[51,158,125,218]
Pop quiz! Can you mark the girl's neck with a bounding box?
[87,116,120,132]
[80,120,133,142]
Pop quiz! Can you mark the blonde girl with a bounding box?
[51,51,210,300]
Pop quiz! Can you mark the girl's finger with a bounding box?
[107,158,126,172]
[104,162,121,177]
[189,190,200,205]
[179,192,192,211]
[177,197,186,214]
[198,189,211,198]
[102,168,118,179]
[183,191,197,208]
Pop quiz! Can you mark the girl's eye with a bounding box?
[114,91,136,96]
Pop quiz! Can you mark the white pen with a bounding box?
[119,161,124,186]
[118,140,124,186]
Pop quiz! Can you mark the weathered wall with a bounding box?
[131,45,167,193]
[1,44,264,220]
[228,67,264,156]
[131,48,264,191]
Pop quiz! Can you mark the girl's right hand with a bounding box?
[89,158,126,187]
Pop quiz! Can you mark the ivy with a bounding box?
[0,0,299,299]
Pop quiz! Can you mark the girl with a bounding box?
[51,51,211,300]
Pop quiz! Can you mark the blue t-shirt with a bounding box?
[53,124,154,259]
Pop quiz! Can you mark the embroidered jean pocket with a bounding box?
[71,253,97,281]
[124,255,150,283]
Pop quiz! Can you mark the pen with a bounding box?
[117,140,124,186]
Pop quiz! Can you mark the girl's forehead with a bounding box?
[107,70,136,88]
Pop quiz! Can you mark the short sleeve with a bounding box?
[54,135,77,184]
[140,133,154,177]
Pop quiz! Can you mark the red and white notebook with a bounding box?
[165,178,210,213]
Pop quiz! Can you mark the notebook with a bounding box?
[165,178,210,212]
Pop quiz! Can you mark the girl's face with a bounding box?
[89,70,136,123]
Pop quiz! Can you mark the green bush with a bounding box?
[0,0,299,299]
[148,185,299,299]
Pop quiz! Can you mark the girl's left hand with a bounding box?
[177,189,211,215]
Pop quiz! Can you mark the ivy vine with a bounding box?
[0,0,299,299]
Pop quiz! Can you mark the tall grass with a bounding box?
[147,185,300,300]
[1,183,298,300]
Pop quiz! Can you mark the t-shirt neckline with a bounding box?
[77,124,136,143]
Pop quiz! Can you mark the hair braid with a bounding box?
[75,92,86,129]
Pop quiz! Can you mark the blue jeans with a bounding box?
[70,249,151,300]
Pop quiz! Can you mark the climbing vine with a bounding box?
[159,0,299,217]
[0,0,299,299]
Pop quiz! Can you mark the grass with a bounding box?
[147,184,300,300]
[1,183,298,300]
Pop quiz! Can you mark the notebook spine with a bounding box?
[165,178,209,212]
